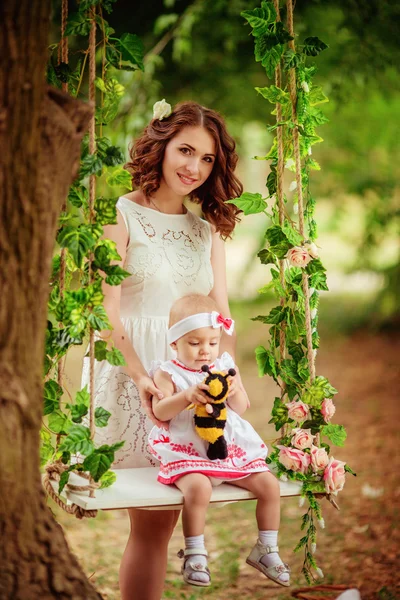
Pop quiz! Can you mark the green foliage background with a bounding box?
[50,0,399,323]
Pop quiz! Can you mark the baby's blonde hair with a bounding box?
[169,294,219,328]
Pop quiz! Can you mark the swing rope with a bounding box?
[273,0,287,372]
[88,10,97,498]
[286,0,316,388]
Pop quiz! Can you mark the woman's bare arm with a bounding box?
[208,229,237,359]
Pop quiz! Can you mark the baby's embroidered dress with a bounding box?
[81,197,214,468]
[148,352,269,484]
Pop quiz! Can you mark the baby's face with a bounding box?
[172,326,221,369]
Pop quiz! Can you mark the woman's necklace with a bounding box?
[149,197,162,212]
[148,197,185,215]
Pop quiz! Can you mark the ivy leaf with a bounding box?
[79,154,104,178]
[88,305,112,331]
[303,36,329,57]
[57,225,96,268]
[64,12,91,36]
[95,196,118,226]
[264,306,287,324]
[76,386,90,408]
[102,145,125,167]
[310,271,329,291]
[106,166,132,189]
[309,86,329,107]
[106,347,126,366]
[266,169,277,196]
[103,264,131,286]
[95,406,111,428]
[265,225,287,247]
[43,380,63,415]
[58,424,94,455]
[48,410,72,435]
[241,2,277,37]
[40,430,54,466]
[282,221,303,246]
[280,359,304,384]
[94,340,108,361]
[262,44,284,79]
[82,442,124,481]
[283,49,301,70]
[258,249,278,266]
[255,85,289,105]
[288,343,304,364]
[99,470,117,489]
[68,185,88,209]
[255,345,269,377]
[58,470,71,495]
[226,192,267,215]
[115,33,144,71]
[321,424,347,447]
[66,403,88,424]
[306,258,326,275]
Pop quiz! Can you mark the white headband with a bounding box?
[167,311,235,344]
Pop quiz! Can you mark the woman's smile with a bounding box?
[177,172,198,185]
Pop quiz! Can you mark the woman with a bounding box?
[82,100,242,599]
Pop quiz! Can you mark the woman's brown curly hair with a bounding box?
[125,101,243,239]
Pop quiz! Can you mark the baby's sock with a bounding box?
[258,530,290,584]
[184,535,209,584]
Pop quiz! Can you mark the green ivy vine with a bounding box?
[41,0,143,495]
[228,0,356,583]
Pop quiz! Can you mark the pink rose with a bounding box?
[286,400,309,422]
[277,445,311,474]
[286,246,312,268]
[291,428,315,450]
[321,398,336,422]
[323,457,346,495]
[310,444,329,472]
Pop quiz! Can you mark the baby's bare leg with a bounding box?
[229,471,280,529]
[175,473,213,536]
[175,473,213,586]
[230,472,289,586]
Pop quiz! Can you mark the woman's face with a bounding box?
[161,126,216,196]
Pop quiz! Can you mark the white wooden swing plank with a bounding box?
[53,467,302,511]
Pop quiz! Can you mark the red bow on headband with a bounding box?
[216,314,233,330]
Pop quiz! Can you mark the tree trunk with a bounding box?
[0,2,102,598]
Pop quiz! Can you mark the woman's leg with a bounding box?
[119,507,180,600]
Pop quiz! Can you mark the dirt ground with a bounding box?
[52,328,400,600]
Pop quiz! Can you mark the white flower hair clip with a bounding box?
[152,99,172,121]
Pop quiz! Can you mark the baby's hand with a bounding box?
[184,382,210,407]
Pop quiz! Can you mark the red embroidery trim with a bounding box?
[171,359,215,373]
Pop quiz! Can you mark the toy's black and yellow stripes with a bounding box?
[193,365,236,460]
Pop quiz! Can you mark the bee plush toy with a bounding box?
[192,365,236,460]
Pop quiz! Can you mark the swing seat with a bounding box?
[50,467,302,511]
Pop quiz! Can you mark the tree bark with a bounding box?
[0,1,102,598]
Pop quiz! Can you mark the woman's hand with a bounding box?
[137,375,168,429]
[184,383,210,407]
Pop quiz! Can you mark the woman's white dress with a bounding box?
[148,352,269,484]
[81,197,214,468]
